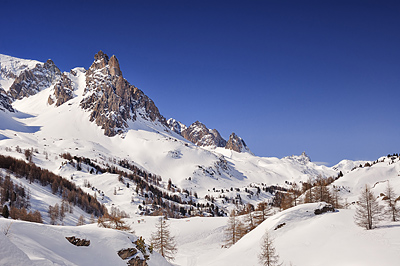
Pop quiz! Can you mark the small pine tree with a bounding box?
[354,185,381,229]
[259,231,282,266]
[224,210,246,247]
[77,215,86,226]
[150,217,177,261]
[2,205,9,218]
[383,182,399,222]
[331,187,342,209]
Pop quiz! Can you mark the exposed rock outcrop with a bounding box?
[0,88,14,112]
[225,132,251,153]
[314,203,335,215]
[65,236,90,246]
[167,118,187,135]
[118,248,138,260]
[181,121,226,147]
[127,257,148,266]
[8,59,61,100]
[80,51,167,137]
[48,73,74,106]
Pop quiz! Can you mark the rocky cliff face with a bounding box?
[181,121,227,147]
[167,118,187,135]
[0,89,14,112]
[172,119,251,153]
[48,73,74,106]
[8,59,61,100]
[80,51,167,137]
[225,132,251,153]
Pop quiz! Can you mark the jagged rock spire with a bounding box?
[80,51,167,136]
[181,121,226,147]
[225,132,251,153]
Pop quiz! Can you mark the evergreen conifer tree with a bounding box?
[2,205,9,218]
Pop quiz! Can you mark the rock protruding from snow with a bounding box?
[80,51,167,137]
[48,73,74,106]
[314,202,335,215]
[225,132,251,153]
[118,248,138,260]
[8,59,61,100]
[181,121,227,147]
[167,118,187,135]
[65,236,91,246]
[0,89,14,112]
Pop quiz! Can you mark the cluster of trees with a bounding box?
[0,154,106,218]
[1,204,42,223]
[224,201,273,247]
[61,153,229,218]
[0,173,30,209]
[355,182,400,230]
[48,201,72,225]
[97,206,131,231]
[0,171,42,223]
[273,175,343,211]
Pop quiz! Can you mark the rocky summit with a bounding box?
[174,120,251,153]
[181,121,227,148]
[80,51,167,137]
[8,59,61,100]
[225,132,251,153]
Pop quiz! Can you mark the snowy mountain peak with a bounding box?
[167,118,187,134]
[181,121,226,147]
[0,54,42,92]
[285,151,311,165]
[8,57,61,100]
[80,51,167,136]
[225,132,251,153]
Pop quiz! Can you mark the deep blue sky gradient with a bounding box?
[1,0,399,165]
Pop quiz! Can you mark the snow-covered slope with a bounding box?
[206,203,400,266]
[332,156,400,203]
[0,54,42,92]
[332,159,371,174]
[0,218,172,266]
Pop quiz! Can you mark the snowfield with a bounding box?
[0,218,171,266]
[206,203,400,266]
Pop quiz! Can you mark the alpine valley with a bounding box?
[0,52,399,266]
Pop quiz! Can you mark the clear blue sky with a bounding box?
[1,0,399,165]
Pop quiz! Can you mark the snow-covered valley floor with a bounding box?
[2,203,400,266]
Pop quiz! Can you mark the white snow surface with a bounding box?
[0,218,171,266]
[206,203,400,266]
